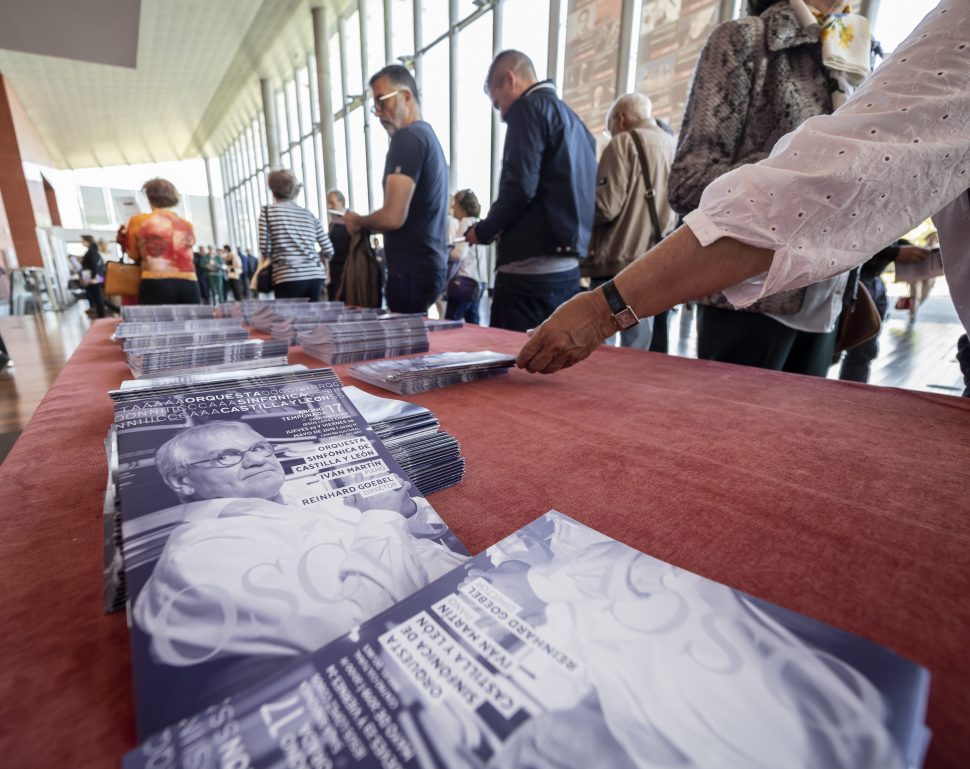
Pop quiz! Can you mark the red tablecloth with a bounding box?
[1,319,968,768]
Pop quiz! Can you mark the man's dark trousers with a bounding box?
[490,268,580,333]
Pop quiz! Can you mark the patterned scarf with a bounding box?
[789,0,871,108]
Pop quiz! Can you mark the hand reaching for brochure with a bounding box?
[516,290,616,374]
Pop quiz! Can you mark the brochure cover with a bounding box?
[112,368,470,738]
[349,351,515,394]
[124,511,930,769]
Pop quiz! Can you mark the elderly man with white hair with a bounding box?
[132,420,466,668]
[585,92,678,349]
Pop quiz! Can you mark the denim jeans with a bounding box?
[490,268,580,333]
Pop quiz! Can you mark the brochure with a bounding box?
[111,368,470,737]
[123,510,930,769]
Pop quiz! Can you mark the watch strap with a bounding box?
[601,279,628,314]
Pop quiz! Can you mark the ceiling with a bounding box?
[0,0,347,169]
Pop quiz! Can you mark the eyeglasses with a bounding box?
[184,441,275,469]
[370,90,401,114]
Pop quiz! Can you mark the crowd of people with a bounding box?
[80,0,967,393]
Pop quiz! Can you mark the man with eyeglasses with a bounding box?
[342,65,448,315]
[131,420,466,668]
[464,50,597,332]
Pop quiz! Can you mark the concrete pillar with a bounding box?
[448,0,459,191]
[204,157,220,245]
[260,78,281,168]
[489,0,504,202]
[0,76,42,266]
[359,0,375,211]
[312,8,338,195]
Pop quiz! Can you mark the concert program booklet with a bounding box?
[111,368,470,738]
[124,511,931,769]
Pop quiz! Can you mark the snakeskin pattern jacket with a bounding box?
[669,1,833,215]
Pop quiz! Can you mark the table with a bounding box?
[1,319,968,768]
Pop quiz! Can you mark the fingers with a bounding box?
[517,329,572,374]
[525,341,563,374]
[515,325,547,369]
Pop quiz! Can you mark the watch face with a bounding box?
[613,307,639,330]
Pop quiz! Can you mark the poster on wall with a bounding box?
[636,0,723,132]
[562,0,624,137]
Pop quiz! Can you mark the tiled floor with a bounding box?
[0,283,964,463]
[0,304,91,444]
[662,281,965,395]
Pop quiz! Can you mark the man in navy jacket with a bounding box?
[466,51,596,332]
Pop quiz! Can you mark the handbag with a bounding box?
[255,204,274,293]
[104,261,141,296]
[834,281,881,356]
[255,259,274,294]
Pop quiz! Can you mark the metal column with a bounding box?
[283,83,300,190]
[488,0,504,283]
[383,0,393,64]
[359,0,375,211]
[859,0,880,25]
[448,0,459,191]
[547,0,562,83]
[204,156,221,245]
[260,78,281,168]
[219,154,236,248]
[312,8,338,196]
[294,72,314,213]
[616,0,638,96]
[412,0,423,93]
[338,14,356,210]
[489,0,504,203]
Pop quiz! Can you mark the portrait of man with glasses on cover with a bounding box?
[119,412,466,734]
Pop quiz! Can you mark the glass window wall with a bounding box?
[217,0,580,252]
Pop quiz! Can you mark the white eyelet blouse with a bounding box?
[685,0,970,333]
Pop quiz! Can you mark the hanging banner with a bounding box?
[562,0,624,137]
[636,0,723,131]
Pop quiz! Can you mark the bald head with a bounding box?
[485,50,539,117]
[607,93,654,136]
[486,50,537,89]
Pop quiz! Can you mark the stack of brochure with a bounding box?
[249,300,349,333]
[122,509,932,769]
[350,350,515,394]
[109,366,470,738]
[101,428,125,613]
[425,317,464,331]
[125,339,289,378]
[298,315,429,364]
[113,317,245,341]
[223,297,310,324]
[101,368,466,614]
[268,307,383,344]
[121,328,251,352]
[121,304,217,321]
[344,386,465,495]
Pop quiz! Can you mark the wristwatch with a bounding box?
[601,279,639,331]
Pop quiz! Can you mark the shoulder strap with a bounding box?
[628,129,663,247]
